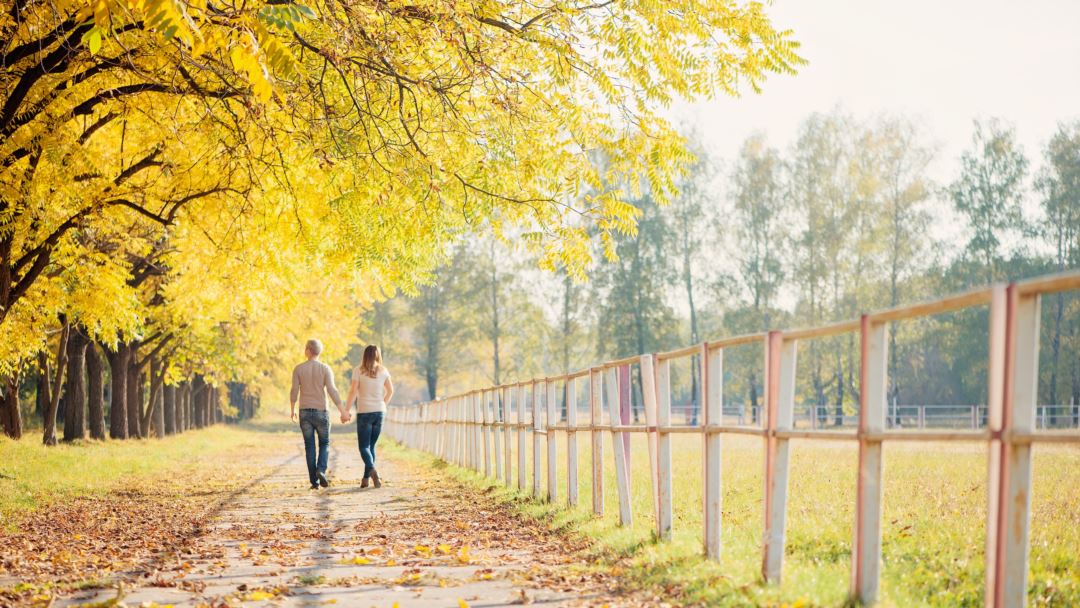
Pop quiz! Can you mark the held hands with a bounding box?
[340,410,352,424]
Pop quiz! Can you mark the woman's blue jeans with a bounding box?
[356,411,383,479]
[298,409,330,486]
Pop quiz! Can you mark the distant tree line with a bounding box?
[374,111,1080,418]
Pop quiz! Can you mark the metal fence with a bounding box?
[385,271,1080,607]
[666,404,1080,429]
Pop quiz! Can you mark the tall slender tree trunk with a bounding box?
[86,342,106,440]
[142,356,164,437]
[41,321,72,446]
[152,382,165,437]
[682,237,701,423]
[63,328,89,441]
[192,376,206,428]
[106,344,129,439]
[164,384,177,435]
[179,381,190,431]
[490,240,502,385]
[126,343,142,438]
[1,371,21,439]
[748,372,758,424]
[36,371,45,418]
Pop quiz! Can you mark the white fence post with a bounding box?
[763,332,796,583]
[482,389,492,477]
[642,355,661,531]
[851,317,888,603]
[606,366,633,526]
[703,344,723,559]
[989,284,1040,608]
[475,392,484,473]
[462,395,469,467]
[503,386,513,488]
[492,389,502,481]
[547,380,558,502]
[460,395,468,468]
[567,376,579,507]
[590,368,605,516]
[533,380,544,498]
[517,384,527,491]
[448,398,457,465]
[467,392,476,471]
[985,284,1007,607]
[652,356,669,542]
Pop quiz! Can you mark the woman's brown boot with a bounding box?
[371,469,382,488]
[361,477,370,488]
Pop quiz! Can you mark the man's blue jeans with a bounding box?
[356,412,383,479]
[299,409,330,485]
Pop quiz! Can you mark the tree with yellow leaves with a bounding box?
[1,0,802,440]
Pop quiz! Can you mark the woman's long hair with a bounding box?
[360,345,382,378]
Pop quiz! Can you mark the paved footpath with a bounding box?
[58,437,632,607]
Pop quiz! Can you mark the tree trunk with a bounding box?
[1048,292,1063,421]
[179,381,190,431]
[152,382,165,437]
[106,344,129,439]
[491,240,502,384]
[126,343,142,438]
[682,226,700,424]
[35,371,45,419]
[41,322,72,446]
[86,342,106,440]
[192,376,206,428]
[63,328,89,442]
[142,356,164,437]
[1,372,22,439]
[748,371,758,424]
[835,353,845,427]
[164,384,177,435]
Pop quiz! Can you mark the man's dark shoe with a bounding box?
[316,471,329,488]
[309,483,319,490]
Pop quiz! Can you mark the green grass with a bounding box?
[386,431,1080,607]
[0,424,289,530]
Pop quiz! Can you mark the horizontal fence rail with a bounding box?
[385,271,1080,607]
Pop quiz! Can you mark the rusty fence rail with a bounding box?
[664,403,1080,429]
[385,271,1080,607]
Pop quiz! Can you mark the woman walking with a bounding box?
[343,345,394,487]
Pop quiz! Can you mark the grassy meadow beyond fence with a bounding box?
[402,432,1080,606]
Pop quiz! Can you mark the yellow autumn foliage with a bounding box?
[0,0,802,394]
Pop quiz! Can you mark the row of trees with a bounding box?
[0,0,801,441]
[371,112,1079,415]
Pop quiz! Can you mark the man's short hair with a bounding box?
[305,339,323,356]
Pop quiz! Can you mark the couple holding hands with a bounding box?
[289,341,394,490]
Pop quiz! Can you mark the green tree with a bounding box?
[594,196,678,361]
[871,117,935,405]
[407,247,476,400]
[949,119,1029,285]
[788,111,853,422]
[1036,122,1080,408]
[729,133,786,415]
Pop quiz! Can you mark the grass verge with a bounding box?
[0,422,293,531]
[382,435,1080,607]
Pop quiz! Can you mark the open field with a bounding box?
[416,431,1080,606]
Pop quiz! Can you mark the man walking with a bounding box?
[290,339,347,490]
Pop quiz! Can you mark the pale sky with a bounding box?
[671,0,1080,184]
